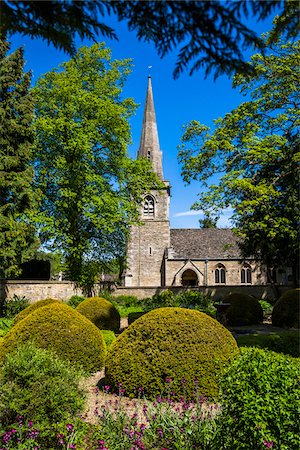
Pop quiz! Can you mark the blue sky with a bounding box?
[10,10,275,228]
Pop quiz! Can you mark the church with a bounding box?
[123,77,289,291]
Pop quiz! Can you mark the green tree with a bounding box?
[0,40,39,279]
[1,1,298,79]
[199,211,218,228]
[178,38,300,284]
[33,43,160,288]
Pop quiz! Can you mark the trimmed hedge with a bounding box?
[0,303,106,373]
[76,297,120,332]
[236,331,300,357]
[14,298,62,324]
[223,292,263,325]
[272,289,300,328]
[105,307,238,400]
[214,347,300,449]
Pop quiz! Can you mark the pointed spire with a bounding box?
[138,76,164,180]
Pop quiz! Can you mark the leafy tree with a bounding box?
[199,211,218,228]
[0,40,39,279]
[178,38,300,284]
[33,43,160,287]
[1,1,298,79]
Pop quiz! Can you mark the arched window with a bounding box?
[241,265,252,284]
[143,195,154,217]
[215,264,226,284]
[181,269,198,286]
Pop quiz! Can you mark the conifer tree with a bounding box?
[0,40,39,279]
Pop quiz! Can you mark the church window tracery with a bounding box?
[241,264,252,284]
[143,195,155,217]
[215,264,226,284]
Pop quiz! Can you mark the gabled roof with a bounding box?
[169,228,243,259]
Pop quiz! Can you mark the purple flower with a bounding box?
[66,423,74,432]
[264,442,274,449]
[104,385,111,393]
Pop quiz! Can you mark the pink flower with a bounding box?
[264,441,274,448]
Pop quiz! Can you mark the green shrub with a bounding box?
[0,303,106,373]
[2,294,29,319]
[102,330,116,350]
[176,291,213,308]
[272,289,300,328]
[0,318,13,337]
[128,311,146,325]
[76,296,120,332]
[259,300,273,318]
[223,292,263,325]
[0,342,85,428]
[14,298,62,324]
[111,295,140,307]
[67,295,85,308]
[214,347,300,449]
[236,331,300,357]
[105,307,239,401]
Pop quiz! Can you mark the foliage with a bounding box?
[33,43,159,287]
[272,289,300,328]
[0,318,13,337]
[0,342,85,429]
[178,39,300,281]
[223,292,263,326]
[14,298,61,324]
[176,290,213,309]
[236,331,300,358]
[0,40,40,279]
[67,295,86,309]
[95,384,217,450]
[199,211,218,228]
[2,294,29,319]
[214,347,300,450]
[101,330,116,350]
[110,295,140,307]
[259,299,273,318]
[76,296,120,332]
[105,307,239,401]
[1,2,298,79]
[127,311,146,325]
[0,302,106,373]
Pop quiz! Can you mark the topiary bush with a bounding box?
[213,347,300,449]
[0,342,85,428]
[236,331,300,357]
[14,298,62,324]
[67,295,86,309]
[272,289,300,328]
[0,303,106,373]
[223,292,263,326]
[76,296,120,332]
[105,307,239,401]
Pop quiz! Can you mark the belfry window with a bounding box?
[241,265,252,284]
[143,195,155,217]
[215,264,226,284]
[147,150,151,160]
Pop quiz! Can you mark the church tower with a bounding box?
[124,76,170,287]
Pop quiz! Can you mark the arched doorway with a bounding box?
[181,269,198,286]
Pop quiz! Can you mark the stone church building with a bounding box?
[123,76,277,291]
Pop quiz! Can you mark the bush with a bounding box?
[214,347,300,449]
[102,330,116,350]
[2,295,29,319]
[0,303,106,373]
[0,318,13,337]
[0,342,85,428]
[105,307,239,400]
[76,296,120,332]
[259,300,273,318]
[272,289,300,328]
[176,290,213,308]
[223,292,263,325]
[144,290,177,310]
[67,295,85,309]
[236,331,300,357]
[111,295,140,307]
[14,298,62,324]
[128,311,146,325]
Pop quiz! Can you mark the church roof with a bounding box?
[169,228,243,260]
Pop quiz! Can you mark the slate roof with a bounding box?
[169,229,243,260]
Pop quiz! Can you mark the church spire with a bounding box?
[138,76,164,180]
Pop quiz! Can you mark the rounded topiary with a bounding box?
[223,292,263,326]
[272,289,300,328]
[0,303,106,373]
[105,307,239,400]
[14,298,62,325]
[76,296,120,332]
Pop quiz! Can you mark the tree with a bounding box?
[0,40,40,279]
[199,212,218,228]
[178,38,300,283]
[33,43,160,287]
[1,1,298,79]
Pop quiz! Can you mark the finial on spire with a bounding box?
[148,65,152,77]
